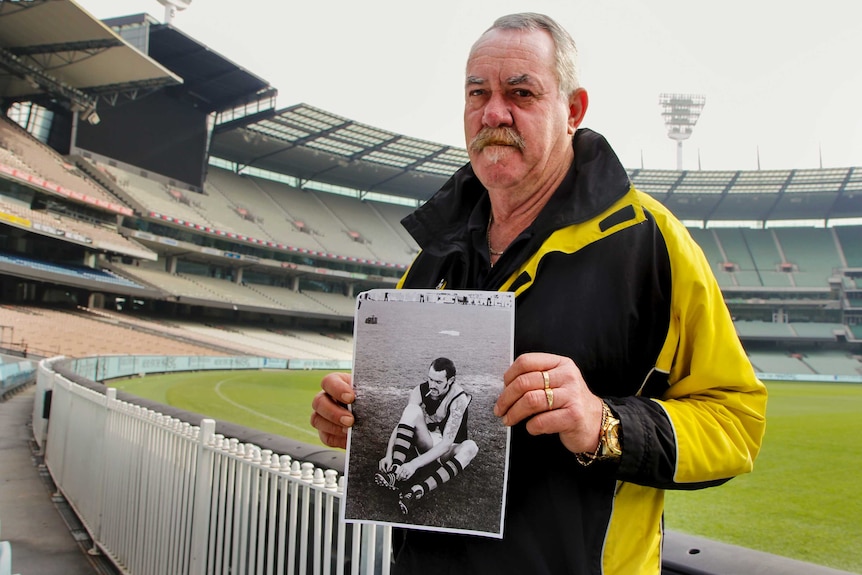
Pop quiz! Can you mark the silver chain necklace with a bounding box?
[486,213,505,256]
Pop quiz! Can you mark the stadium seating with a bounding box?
[310,190,414,263]
[741,228,793,287]
[0,118,118,208]
[789,322,847,340]
[236,176,331,251]
[166,321,350,359]
[747,351,815,374]
[800,350,862,376]
[92,160,212,224]
[86,309,293,358]
[200,173,279,241]
[247,175,417,264]
[218,326,352,360]
[0,197,155,260]
[111,260,202,295]
[713,228,759,285]
[364,199,419,254]
[735,321,796,338]
[0,252,145,289]
[773,228,844,287]
[835,226,862,268]
[111,260,352,316]
[298,290,356,316]
[0,305,228,358]
[244,284,342,315]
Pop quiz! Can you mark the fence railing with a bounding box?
[36,357,391,575]
[0,520,15,575]
[0,358,34,400]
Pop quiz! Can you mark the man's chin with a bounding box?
[478,145,519,165]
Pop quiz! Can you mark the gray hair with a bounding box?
[473,13,580,96]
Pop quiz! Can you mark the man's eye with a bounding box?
[514,89,533,98]
[468,89,486,97]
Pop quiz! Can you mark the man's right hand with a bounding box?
[310,372,355,449]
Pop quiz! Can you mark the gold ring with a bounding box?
[542,370,550,390]
[545,388,554,410]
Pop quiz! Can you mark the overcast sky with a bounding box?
[76,0,861,172]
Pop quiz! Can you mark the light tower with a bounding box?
[659,93,705,170]
[156,0,192,24]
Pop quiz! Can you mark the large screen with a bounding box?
[74,90,208,188]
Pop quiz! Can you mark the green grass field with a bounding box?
[113,373,862,573]
[664,381,862,573]
[111,369,332,448]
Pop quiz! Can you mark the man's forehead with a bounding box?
[428,367,450,380]
[466,29,556,81]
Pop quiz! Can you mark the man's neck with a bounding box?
[487,149,573,251]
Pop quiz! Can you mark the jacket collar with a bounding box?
[401,128,631,254]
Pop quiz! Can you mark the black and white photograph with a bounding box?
[343,289,514,538]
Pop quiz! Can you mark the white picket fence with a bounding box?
[37,359,393,575]
[0,520,15,575]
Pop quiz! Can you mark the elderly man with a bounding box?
[312,12,766,574]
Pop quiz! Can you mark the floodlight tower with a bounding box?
[157,0,192,24]
[659,93,705,170]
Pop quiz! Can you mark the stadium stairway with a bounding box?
[0,386,116,575]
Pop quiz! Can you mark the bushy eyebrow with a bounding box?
[507,74,532,86]
[465,74,535,88]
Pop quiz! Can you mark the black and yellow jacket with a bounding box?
[391,129,767,574]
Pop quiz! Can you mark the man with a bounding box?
[312,12,767,574]
[374,357,478,515]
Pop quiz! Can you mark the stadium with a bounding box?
[0,2,860,575]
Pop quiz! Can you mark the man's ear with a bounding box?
[568,88,589,134]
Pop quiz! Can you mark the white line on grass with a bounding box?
[215,376,317,438]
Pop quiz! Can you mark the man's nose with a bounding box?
[482,93,513,128]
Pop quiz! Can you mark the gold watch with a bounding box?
[575,401,622,466]
[599,402,622,460]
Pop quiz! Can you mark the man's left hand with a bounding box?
[494,352,604,455]
[396,461,418,481]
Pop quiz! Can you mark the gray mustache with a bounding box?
[469,127,526,153]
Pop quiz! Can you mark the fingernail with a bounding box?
[493,405,500,417]
[340,415,354,426]
[341,393,354,403]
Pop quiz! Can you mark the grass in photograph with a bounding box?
[345,379,507,535]
[664,381,862,573]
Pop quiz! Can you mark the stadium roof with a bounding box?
[631,166,862,222]
[104,13,277,114]
[210,103,470,201]
[0,0,181,118]
[212,105,862,220]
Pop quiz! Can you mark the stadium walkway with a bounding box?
[0,385,113,575]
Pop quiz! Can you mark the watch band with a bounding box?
[574,401,622,466]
